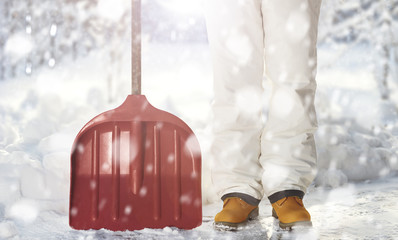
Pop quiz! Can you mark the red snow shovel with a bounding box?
[69,0,202,231]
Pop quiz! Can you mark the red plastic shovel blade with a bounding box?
[69,95,202,231]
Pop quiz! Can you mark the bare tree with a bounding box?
[319,0,398,100]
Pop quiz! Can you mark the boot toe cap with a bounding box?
[215,210,244,223]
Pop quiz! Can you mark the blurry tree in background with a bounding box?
[0,0,205,82]
[319,0,398,101]
[0,0,131,81]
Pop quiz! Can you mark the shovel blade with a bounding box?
[70,95,202,231]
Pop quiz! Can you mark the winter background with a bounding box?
[1,0,398,239]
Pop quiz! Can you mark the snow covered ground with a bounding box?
[1,42,398,239]
[2,177,398,239]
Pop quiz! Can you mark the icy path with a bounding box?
[306,177,398,239]
[7,177,397,240]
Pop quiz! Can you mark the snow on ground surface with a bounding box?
[2,177,398,239]
[1,42,398,239]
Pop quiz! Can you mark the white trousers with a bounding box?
[205,0,322,200]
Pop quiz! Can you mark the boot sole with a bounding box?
[214,207,259,231]
[272,208,312,230]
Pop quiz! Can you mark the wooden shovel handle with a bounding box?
[132,0,141,95]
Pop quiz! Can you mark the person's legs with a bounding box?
[260,0,322,201]
[205,0,265,203]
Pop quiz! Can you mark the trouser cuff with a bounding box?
[268,190,305,204]
[221,192,261,206]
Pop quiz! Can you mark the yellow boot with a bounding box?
[271,196,312,230]
[214,197,259,230]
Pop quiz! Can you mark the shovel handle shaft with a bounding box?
[132,0,141,95]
